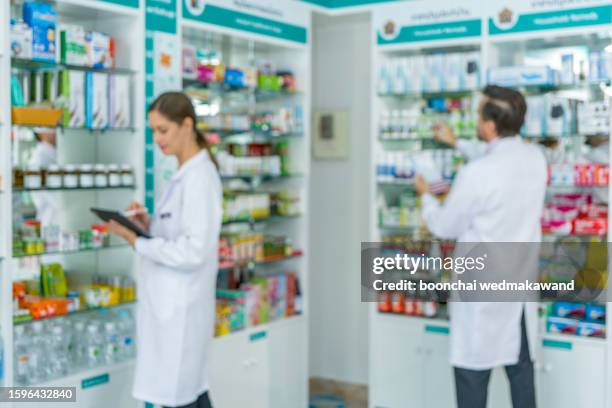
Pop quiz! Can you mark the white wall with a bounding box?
[309,12,371,385]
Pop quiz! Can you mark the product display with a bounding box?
[182,46,297,93]
[542,193,608,236]
[13,261,136,322]
[13,309,135,385]
[377,51,480,95]
[545,301,606,338]
[13,219,112,257]
[12,163,134,190]
[215,272,300,337]
[218,232,300,268]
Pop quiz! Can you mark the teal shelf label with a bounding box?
[542,339,572,350]
[489,5,612,35]
[250,330,267,342]
[183,4,307,44]
[146,0,177,34]
[99,0,139,8]
[82,373,110,389]
[378,19,482,45]
[425,324,450,335]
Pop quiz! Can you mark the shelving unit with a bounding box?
[370,2,612,408]
[0,0,144,405]
[179,3,311,404]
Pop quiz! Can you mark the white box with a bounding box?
[545,96,570,137]
[63,70,85,127]
[87,31,112,68]
[10,22,32,59]
[109,75,131,129]
[488,65,556,87]
[463,52,480,90]
[525,96,546,136]
[445,53,462,92]
[59,24,88,66]
[86,72,109,128]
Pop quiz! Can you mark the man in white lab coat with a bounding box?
[415,86,548,408]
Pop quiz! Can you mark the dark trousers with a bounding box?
[454,314,536,408]
[164,392,213,408]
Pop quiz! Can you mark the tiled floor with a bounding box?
[309,377,368,408]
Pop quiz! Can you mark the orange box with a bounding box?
[12,107,63,127]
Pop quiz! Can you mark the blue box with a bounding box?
[23,2,56,62]
[585,304,606,323]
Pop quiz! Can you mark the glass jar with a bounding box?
[120,164,134,187]
[63,165,78,188]
[24,164,42,189]
[45,164,63,189]
[94,164,108,188]
[108,164,121,187]
[79,164,94,188]
[13,167,24,188]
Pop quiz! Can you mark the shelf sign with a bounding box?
[374,0,482,46]
[301,0,400,8]
[99,0,140,8]
[145,0,181,211]
[82,373,110,389]
[488,1,612,35]
[182,0,309,44]
[425,324,450,335]
[250,330,267,342]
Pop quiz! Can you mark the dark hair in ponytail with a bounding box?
[147,91,219,170]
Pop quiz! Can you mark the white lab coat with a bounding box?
[421,137,547,370]
[132,150,222,406]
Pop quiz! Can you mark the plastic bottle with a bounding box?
[71,320,87,368]
[85,323,103,368]
[48,324,69,376]
[30,321,48,382]
[14,325,30,385]
[117,310,136,360]
[103,322,120,364]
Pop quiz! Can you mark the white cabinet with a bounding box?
[537,336,605,408]
[269,319,308,407]
[210,328,270,408]
[369,314,454,408]
[210,318,307,408]
[422,326,455,408]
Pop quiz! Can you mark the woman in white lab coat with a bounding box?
[108,92,222,408]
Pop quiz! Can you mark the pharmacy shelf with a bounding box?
[12,243,130,259]
[540,332,606,347]
[14,301,136,326]
[222,214,302,226]
[221,173,303,182]
[13,124,138,134]
[206,129,303,142]
[12,186,135,193]
[523,134,610,140]
[213,313,304,344]
[32,359,135,388]
[184,80,302,101]
[512,80,611,95]
[379,134,476,142]
[11,58,137,75]
[378,89,477,100]
[219,251,303,272]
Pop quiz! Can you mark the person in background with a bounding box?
[414,85,547,408]
[107,92,222,408]
[29,127,58,227]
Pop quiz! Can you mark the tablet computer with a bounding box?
[91,207,152,238]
